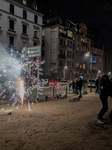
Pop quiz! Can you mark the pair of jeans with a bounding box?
[69,85,71,93]
[73,88,75,94]
[98,97,108,119]
[79,89,82,97]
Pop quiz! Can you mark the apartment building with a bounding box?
[42,10,76,80]
[42,10,104,80]
[0,0,43,56]
[75,23,104,80]
[103,46,112,78]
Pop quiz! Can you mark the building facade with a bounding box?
[0,0,43,56]
[75,23,104,80]
[42,10,104,81]
[42,11,76,80]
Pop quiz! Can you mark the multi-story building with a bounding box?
[42,10,104,81]
[75,23,104,80]
[0,0,43,55]
[42,10,76,80]
[103,46,112,78]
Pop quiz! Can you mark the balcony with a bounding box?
[58,44,66,49]
[58,54,66,59]
[59,33,66,38]
[21,33,29,39]
[58,65,64,69]
[7,29,17,36]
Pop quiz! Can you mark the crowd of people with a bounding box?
[68,77,83,98]
[68,75,112,124]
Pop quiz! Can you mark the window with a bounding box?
[34,15,38,24]
[67,51,69,57]
[9,36,14,46]
[76,63,79,68]
[34,42,37,46]
[78,36,80,42]
[97,58,98,63]
[41,50,45,57]
[70,52,72,58]
[67,30,73,38]
[22,40,26,48]
[42,40,45,47]
[59,60,62,66]
[34,29,38,38]
[59,50,62,55]
[80,65,82,68]
[60,28,63,33]
[83,64,86,69]
[100,51,102,56]
[23,0,26,5]
[23,24,27,34]
[23,10,27,19]
[97,50,99,55]
[73,53,74,59]
[77,55,79,61]
[60,39,63,45]
[42,30,45,36]
[108,56,110,61]
[73,43,74,49]
[67,41,69,47]
[72,63,74,68]
[52,28,57,32]
[77,45,80,51]
[9,20,14,30]
[10,4,14,15]
[70,61,71,67]
[70,42,72,48]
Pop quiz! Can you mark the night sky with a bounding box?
[37,0,112,49]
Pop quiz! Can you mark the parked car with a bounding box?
[87,79,96,88]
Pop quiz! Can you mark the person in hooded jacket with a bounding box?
[97,75,109,124]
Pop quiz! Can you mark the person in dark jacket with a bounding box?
[95,77,100,94]
[97,75,109,124]
[108,78,112,122]
[78,77,83,98]
[72,79,76,94]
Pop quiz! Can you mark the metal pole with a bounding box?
[90,52,92,92]
[37,66,39,100]
[53,86,54,97]
[66,86,67,96]
[63,67,65,79]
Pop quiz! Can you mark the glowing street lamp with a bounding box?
[85,51,92,92]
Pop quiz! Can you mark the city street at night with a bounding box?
[1,0,112,150]
[0,92,112,150]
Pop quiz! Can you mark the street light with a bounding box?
[63,66,67,79]
[108,72,111,79]
[85,51,92,92]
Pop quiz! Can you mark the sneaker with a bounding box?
[97,119,104,124]
[78,96,82,98]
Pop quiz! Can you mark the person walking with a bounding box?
[78,77,83,98]
[97,75,109,124]
[75,78,79,95]
[108,78,112,122]
[72,79,76,94]
[68,79,72,94]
